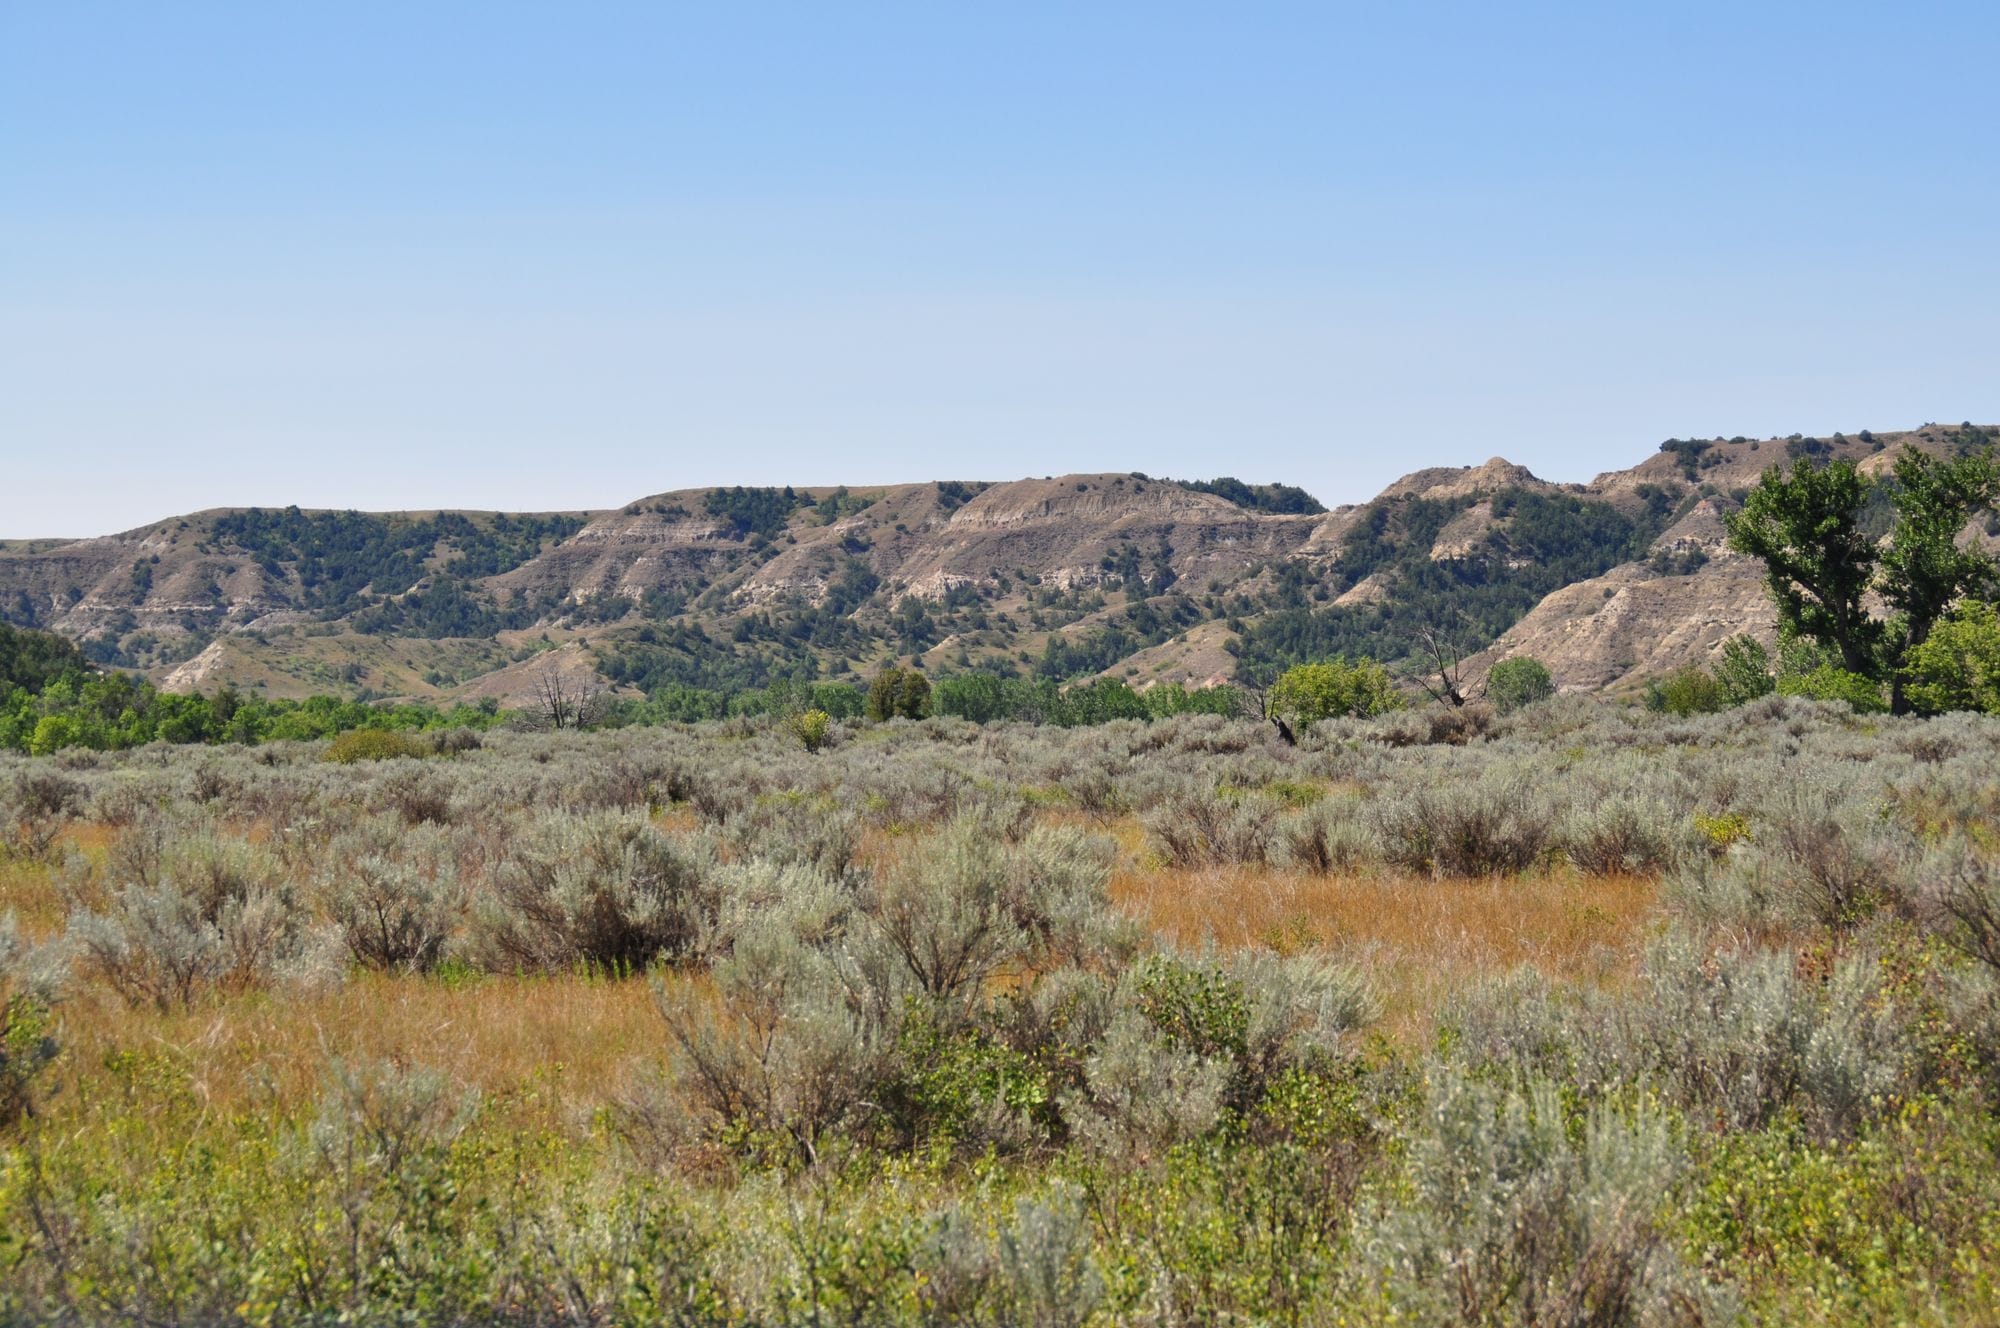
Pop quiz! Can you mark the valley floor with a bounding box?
[1,700,1998,1324]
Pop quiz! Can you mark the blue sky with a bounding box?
[4,2,1997,536]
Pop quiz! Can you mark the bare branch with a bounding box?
[1411,621,1469,709]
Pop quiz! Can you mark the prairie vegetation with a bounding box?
[1,699,1999,1323]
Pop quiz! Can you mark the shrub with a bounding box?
[1713,634,1777,704]
[787,707,833,752]
[725,793,858,874]
[1071,950,1370,1155]
[324,729,426,763]
[324,825,464,973]
[1764,797,1910,928]
[1777,663,1886,713]
[474,811,712,973]
[1636,937,1917,1141]
[651,911,894,1165]
[1143,787,1278,868]
[427,726,485,756]
[1486,656,1555,714]
[1277,801,1378,874]
[0,914,62,1128]
[1563,795,1684,875]
[1904,600,2000,715]
[1645,666,1729,716]
[1356,1067,1728,1324]
[864,820,1119,1017]
[1376,780,1555,876]
[1422,701,1494,746]
[1932,838,2000,974]
[992,1184,1105,1328]
[1,770,87,858]
[865,825,1027,1015]
[372,765,457,825]
[11,770,87,820]
[68,879,319,1010]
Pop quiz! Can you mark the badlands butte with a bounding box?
[4,422,1994,707]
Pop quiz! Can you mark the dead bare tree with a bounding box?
[1241,681,1296,746]
[1412,620,1471,709]
[530,657,608,731]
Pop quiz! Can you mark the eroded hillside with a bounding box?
[3,423,1992,703]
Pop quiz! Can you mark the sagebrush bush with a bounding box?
[0,913,62,1128]
[1563,794,1688,876]
[866,823,1027,1014]
[1,768,87,858]
[372,764,459,826]
[1376,778,1556,876]
[725,793,858,874]
[474,810,712,973]
[1357,1066,1731,1325]
[68,879,324,1009]
[1927,837,2000,975]
[652,908,895,1165]
[1069,949,1370,1157]
[1277,799,1378,873]
[1143,786,1277,868]
[323,820,464,972]
[1453,933,1929,1144]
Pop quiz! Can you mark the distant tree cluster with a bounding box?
[1,623,504,755]
[1232,487,1666,684]
[866,665,933,721]
[703,486,807,540]
[930,671,1243,726]
[207,508,581,617]
[1177,477,1328,515]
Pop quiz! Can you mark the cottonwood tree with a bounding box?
[1725,457,1884,679]
[866,665,931,721]
[1267,659,1402,730]
[1726,446,2000,714]
[1876,448,2000,711]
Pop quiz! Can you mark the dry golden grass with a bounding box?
[20,806,1659,1125]
[57,971,665,1129]
[0,856,64,936]
[1110,862,1658,1042]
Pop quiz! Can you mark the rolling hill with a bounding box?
[4,423,1992,706]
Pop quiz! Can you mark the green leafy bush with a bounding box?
[1777,663,1887,713]
[324,728,428,762]
[787,707,833,752]
[1485,655,1554,713]
[1645,666,1729,716]
[1904,599,2000,715]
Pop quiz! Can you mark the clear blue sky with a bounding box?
[4,2,1996,536]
